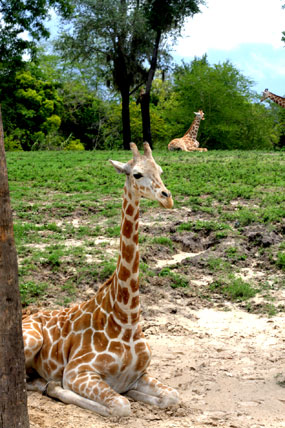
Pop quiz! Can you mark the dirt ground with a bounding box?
[26,205,285,428]
[27,301,285,428]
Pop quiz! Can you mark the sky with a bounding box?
[173,0,285,96]
[45,0,284,96]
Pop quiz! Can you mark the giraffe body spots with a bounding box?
[106,314,122,339]
[121,287,130,305]
[95,353,116,376]
[118,264,131,281]
[109,341,124,357]
[113,302,129,324]
[130,278,139,292]
[122,218,133,239]
[122,242,135,264]
[132,251,139,273]
[125,203,134,217]
[93,331,108,352]
[93,308,107,330]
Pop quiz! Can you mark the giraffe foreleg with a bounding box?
[126,373,179,408]
[62,369,131,417]
[46,381,115,417]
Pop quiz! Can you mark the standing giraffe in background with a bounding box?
[260,89,285,108]
[168,110,207,152]
[23,143,179,417]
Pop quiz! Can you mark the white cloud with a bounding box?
[176,0,285,57]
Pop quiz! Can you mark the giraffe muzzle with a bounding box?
[159,191,173,209]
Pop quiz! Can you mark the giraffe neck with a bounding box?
[184,116,201,141]
[107,181,141,327]
[268,92,285,108]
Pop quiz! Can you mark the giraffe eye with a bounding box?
[133,173,143,179]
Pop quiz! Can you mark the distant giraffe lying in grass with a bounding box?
[168,110,207,152]
[260,89,285,108]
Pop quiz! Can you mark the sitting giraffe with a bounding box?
[168,110,207,152]
[260,89,285,108]
[23,142,179,417]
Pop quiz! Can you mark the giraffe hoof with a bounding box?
[110,396,131,417]
[157,389,180,408]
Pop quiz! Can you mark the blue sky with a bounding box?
[173,0,285,96]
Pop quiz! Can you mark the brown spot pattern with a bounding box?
[109,341,124,356]
[120,287,130,305]
[122,242,135,264]
[126,204,134,217]
[93,309,107,330]
[93,331,108,352]
[122,218,133,239]
[135,351,151,372]
[118,264,131,281]
[113,302,128,324]
[73,313,91,331]
[121,329,132,342]
[95,353,115,375]
[131,295,139,309]
[130,279,139,292]
[106,314,121,339]
[132,251,139,273]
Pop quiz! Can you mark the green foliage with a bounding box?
[151,236,173,249]
[159,267,188,288]
[63,139,85,151]
[4,133,23,151]
[160,57,277,150]
[0,0,72,65]
[178,220,229,232]
[20,281,48,306]
[210,276,257,301]
[276,252,285,270]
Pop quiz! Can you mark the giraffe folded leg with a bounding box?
[62,369,131,417]
[46,382,114,417]
[127,373,179,408]
[26,377,48,392]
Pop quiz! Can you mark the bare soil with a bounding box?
[27,205,285,428]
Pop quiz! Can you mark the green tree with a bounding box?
[138,0,202,146]
[57,0,152,149]
[161,57,276,149]
[36,51,111,149]
[56,0,202,149]
[0,0,73,147]
[0,0,72,65]
[5,67,63,150]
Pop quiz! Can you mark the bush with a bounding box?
[63,139,85,151]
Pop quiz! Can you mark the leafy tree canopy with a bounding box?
[0,0,72,67]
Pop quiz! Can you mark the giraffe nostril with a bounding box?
[161,191,170,198]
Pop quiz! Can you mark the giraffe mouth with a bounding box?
[159,197,173,209]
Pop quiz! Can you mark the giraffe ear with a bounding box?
[109,160,131,175]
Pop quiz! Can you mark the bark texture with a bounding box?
[0,105,29,428]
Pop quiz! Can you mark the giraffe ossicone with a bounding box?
[260,89,285,108]
[168,110,207,152]
[23,142,179,417]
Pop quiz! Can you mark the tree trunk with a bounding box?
[140,91,152,145]
[121,86,131,150]
[140,30,162,149]
[0,106,29,428]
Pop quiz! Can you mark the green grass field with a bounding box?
[6,150,285,313]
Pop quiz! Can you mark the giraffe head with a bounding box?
[109,142,173,208]
[194,110,205,120]
[260,89,269,102]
